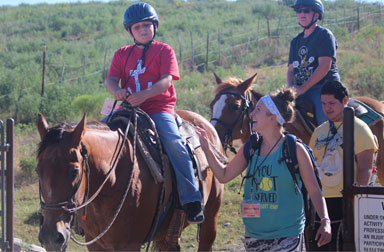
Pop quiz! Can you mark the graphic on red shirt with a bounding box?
[108,41,180,115]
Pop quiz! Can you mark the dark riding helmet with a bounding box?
[292,0,324,20]
[123,2,159,31]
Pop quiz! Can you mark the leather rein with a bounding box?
[210,90,254,154]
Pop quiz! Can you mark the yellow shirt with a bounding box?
[309,117,377,198]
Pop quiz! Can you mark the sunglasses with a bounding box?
[295,8,312,14]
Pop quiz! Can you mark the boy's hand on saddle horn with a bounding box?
[315,218,332,247]
[113,88,130,101]
[126,92,147,107]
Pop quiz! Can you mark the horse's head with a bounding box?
[209,72,259,152]
[36,114,88,251]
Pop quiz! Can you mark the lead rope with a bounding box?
[70,108,138,246]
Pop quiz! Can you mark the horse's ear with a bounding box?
[72,113,86,146]
[37,113,49,140]
[238,73,258,93]
[213,72,222,85]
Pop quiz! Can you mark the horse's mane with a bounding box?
[213,77,244,95]
[37,121,109,157]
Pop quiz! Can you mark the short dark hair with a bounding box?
[320,80,349,103]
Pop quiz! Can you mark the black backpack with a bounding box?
[247,133,322,244]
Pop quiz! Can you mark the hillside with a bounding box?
[0,0,383,124]
[1,0,384,251]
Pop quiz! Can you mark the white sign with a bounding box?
[355,194,384,252]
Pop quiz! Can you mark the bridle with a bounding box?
[39,141,90,214]
[210,90,254,154]
[39,109,138,246]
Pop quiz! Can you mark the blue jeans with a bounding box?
[150,112,202,205]
[299,83,327,125]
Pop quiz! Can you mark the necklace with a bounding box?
[253,134,283,170]
[239,134,283,195]
[322,121,343,159]
[246,134,283,197]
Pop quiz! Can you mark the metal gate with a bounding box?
[0,119,14,252]
[342,108,384,251]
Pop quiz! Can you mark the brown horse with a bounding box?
[36,110,224,251]
[209,73,384,184]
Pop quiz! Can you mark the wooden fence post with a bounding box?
[344,8,346,27]
[60,62,65,85]
[41,40,46,97]
[178,35,182,64]
[218,29,221,66]
[357,7,360,32]
[82,56,86,84]
[205,32,209,72]
[103,48,108,83]
[190,31,194,71]
[243,35,251,68]
[231,31,235,66]
[257,17,260,41]
[267,17,270,38]
[14,78,24,123]
[276,15,281,39]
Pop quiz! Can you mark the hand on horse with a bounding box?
[196,126,210,152]
[315,220,332,247]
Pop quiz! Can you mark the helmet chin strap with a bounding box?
[130,22,157,66]
[300,13,318,30]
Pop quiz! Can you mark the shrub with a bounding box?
[20,156,37,177]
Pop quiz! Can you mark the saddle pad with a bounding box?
[349,99,382,126]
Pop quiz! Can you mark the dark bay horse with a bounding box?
[209,73,384,184]
[36,110,224,251]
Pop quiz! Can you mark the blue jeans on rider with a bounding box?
[102,111,202,206]
[299,83,327,125]
[150,112,202,206]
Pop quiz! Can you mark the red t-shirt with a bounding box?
[108,40,179,115]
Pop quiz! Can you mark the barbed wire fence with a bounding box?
[1,5,383,121]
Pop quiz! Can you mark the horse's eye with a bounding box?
[231,104,240,111]
[69,165,80,181]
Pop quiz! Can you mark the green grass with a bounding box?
[12,177,245,251]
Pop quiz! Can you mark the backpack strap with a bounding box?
[239,133,263,193]
[249,133,263,162]
[283,134,322,190]
[283,134,301,193]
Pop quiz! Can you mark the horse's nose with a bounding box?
[39,225,70,251]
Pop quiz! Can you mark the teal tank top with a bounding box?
[242,141,305,239]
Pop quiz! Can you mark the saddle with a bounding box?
[295,97,382,133]
[106,103,205,246]
[107,103,204,185]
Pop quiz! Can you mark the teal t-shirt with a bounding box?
[242,141,305,239]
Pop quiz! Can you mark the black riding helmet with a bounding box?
[292,0,324,29]
[123,2,159,39]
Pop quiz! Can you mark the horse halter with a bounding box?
[39,142,90,214]
[210,90,254,154]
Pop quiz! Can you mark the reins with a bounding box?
[210,90,254,154]
[39,108,138,246]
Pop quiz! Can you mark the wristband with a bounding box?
[320,217,330,223]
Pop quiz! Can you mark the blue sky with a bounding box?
[0,0,383,6]
[0,0,118,6]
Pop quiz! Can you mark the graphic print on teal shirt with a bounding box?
[243,141,305,239]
